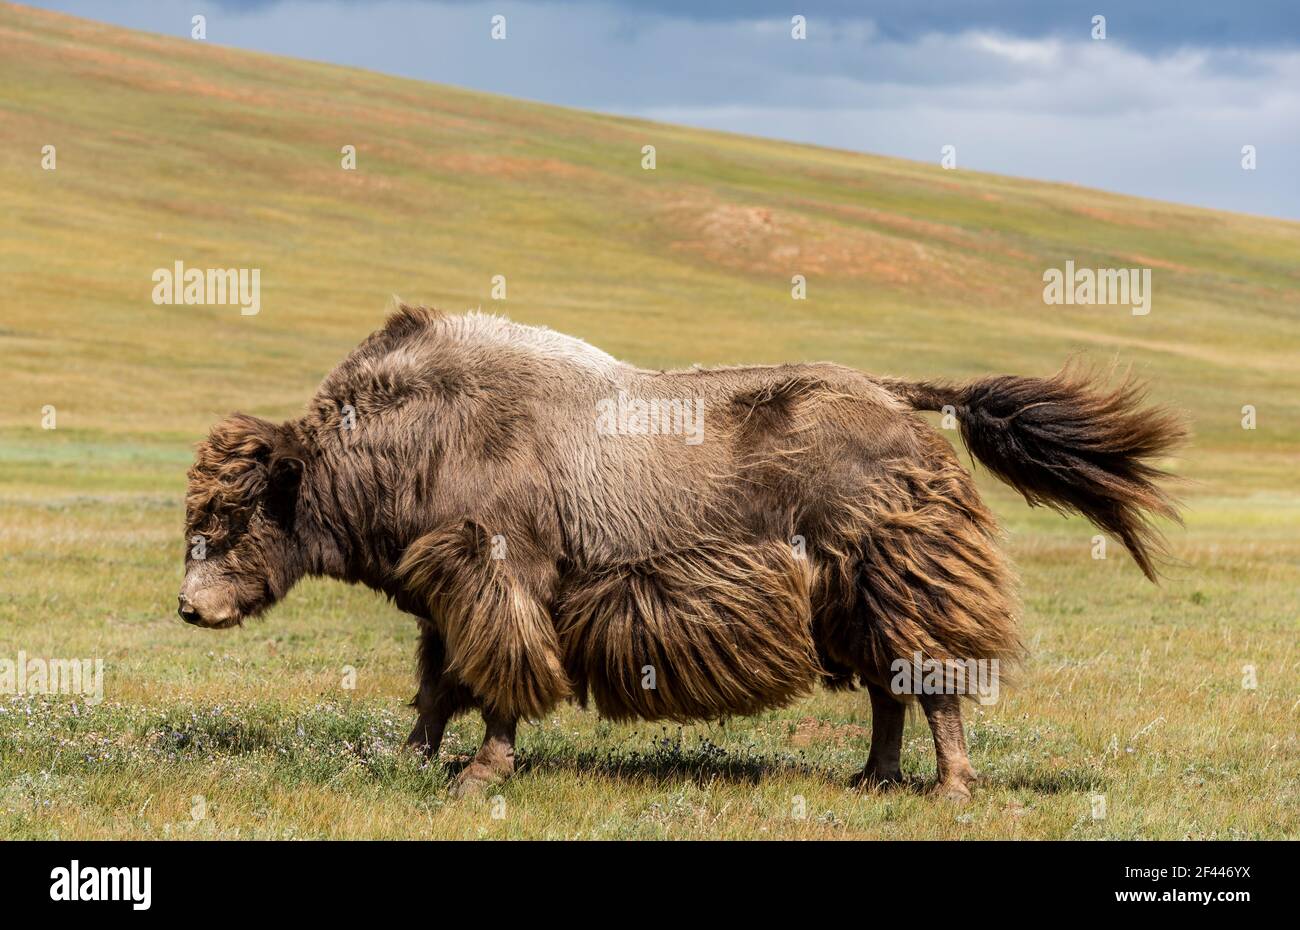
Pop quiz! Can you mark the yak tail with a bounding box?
[884,365,1187,581]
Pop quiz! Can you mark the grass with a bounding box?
[0,4,1296,839]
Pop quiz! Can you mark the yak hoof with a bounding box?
[448,762,508,799]
[931,777,974,803]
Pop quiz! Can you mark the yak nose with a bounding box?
[177,593,201,624]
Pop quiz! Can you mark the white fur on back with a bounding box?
[442,311,621,375]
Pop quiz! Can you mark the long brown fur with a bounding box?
[182,305,1185,734]
[557,535,821,721]
[396,520,570,720]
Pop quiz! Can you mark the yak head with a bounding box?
[179,414,308,629]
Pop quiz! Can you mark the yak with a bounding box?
[179,305,1184,800]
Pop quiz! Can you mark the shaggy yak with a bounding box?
[180,305,1184,799]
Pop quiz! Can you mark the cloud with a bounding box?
[200,0,1300,50]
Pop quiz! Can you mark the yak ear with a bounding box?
[266,455,304,526]
[207,412,280,461]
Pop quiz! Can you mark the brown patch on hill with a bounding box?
[25,29,280,107]
[1126,253,1195,273]
[662,200,996,293]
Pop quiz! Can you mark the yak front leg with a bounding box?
[398,523,567,798]
[919,692,978,802]
[449,710,518,798]
[852,680,906,789]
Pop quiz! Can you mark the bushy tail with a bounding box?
[884,366,1187,581]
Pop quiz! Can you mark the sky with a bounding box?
[20,0,1300,219]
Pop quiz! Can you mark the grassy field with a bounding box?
[0,4,1296,839]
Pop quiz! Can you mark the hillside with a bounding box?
[0,4,1295,840]
[3,3,1299,490]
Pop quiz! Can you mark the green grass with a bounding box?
[0,4,1297,839]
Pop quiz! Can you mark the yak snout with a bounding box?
[177,566,241,628]
[177,593,200,624]
[176,590,237,628]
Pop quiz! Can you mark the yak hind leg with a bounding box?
[449,710,518,798]
[852,680,907,789]
[920,692,978,802]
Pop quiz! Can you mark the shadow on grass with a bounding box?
[510,744,1106,797]
[100,701,1105,798]
[992,769,1108,795]
[515,736,824,787]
